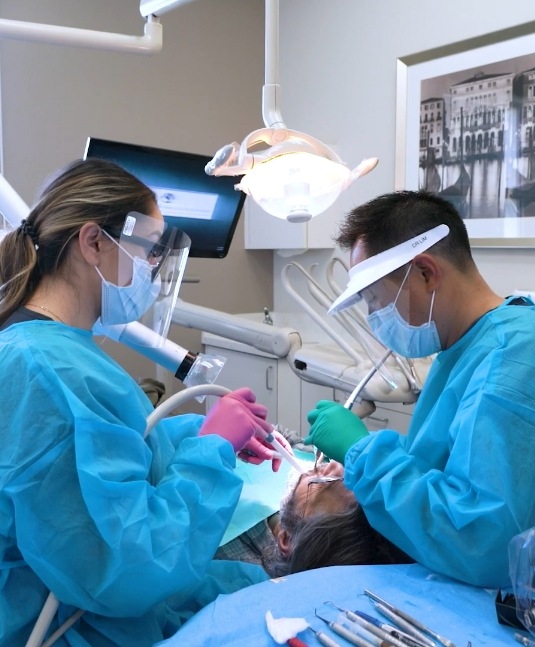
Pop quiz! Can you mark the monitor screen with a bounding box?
[83,137,245,258]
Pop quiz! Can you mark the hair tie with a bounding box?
[19,219,40,250]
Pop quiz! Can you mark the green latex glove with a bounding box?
[303,400,369,463]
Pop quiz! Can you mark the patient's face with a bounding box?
[291,460,354,517]
[272,460,356,559]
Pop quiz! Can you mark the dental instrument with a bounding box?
[308,626,342,647]
[314,611,378,647]
[307,476,343,484]
[325,603,429,647]
[364,591,455,647]
[368,601,437,647]
[346,611,430,647]
[324,602,410,647]
[344,350,393,410]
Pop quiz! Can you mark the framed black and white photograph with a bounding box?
[395,22,535,246]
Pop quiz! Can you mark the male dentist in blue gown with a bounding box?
[305,190,535,588]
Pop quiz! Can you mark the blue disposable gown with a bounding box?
[344,298,535,588]
[0,320,267,646]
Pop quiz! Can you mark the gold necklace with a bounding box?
[26,303,66,324]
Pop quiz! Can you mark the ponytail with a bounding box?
[0,223,41,325]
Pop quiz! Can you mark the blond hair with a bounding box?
[0,158,156,325]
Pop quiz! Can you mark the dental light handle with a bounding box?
[93,320,226,386]
[344,350,393,410]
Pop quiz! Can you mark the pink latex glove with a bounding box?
[225,389,294,471]
[222,387,269,420]
[239,428,293,473]
[199,388,273,453]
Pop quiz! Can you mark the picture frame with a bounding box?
[395,21,535,247]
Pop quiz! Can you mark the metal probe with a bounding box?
[325,602,431,647]
[344,350,393,410]
[364,591,455,647]
[369,601,436,647]
[314,611,377,647]
[308,625,342,647]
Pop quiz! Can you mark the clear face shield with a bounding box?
[329,224,449,359]
[94,212,227,389]
[113,211,191,346]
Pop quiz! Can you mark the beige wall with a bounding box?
[274,1,535,314]
[0,0,273,411]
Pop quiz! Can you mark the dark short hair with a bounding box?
[262,501,413,577]
[335,190,474,271]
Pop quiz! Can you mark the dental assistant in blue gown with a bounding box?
[304,190,535,589]
[0,158,286,647]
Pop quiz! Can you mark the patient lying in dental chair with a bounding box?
[215,459,413,577]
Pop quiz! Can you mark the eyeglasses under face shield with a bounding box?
[105,211,191,346]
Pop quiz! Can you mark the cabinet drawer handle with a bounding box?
[367,415,389,425]
[266,365,274,390]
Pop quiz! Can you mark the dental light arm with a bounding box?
[173,298,302,359]
[0,14,162,55]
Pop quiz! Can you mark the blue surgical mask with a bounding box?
[95,254,161,326]
[367,268,441,358]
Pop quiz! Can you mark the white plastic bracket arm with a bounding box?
[0,14,163,55]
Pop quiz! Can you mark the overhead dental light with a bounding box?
[205,0,378,223]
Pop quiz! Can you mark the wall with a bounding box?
[274,1,535,316]
[0,0,272,410]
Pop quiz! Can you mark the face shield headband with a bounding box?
[328,224,450,315]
